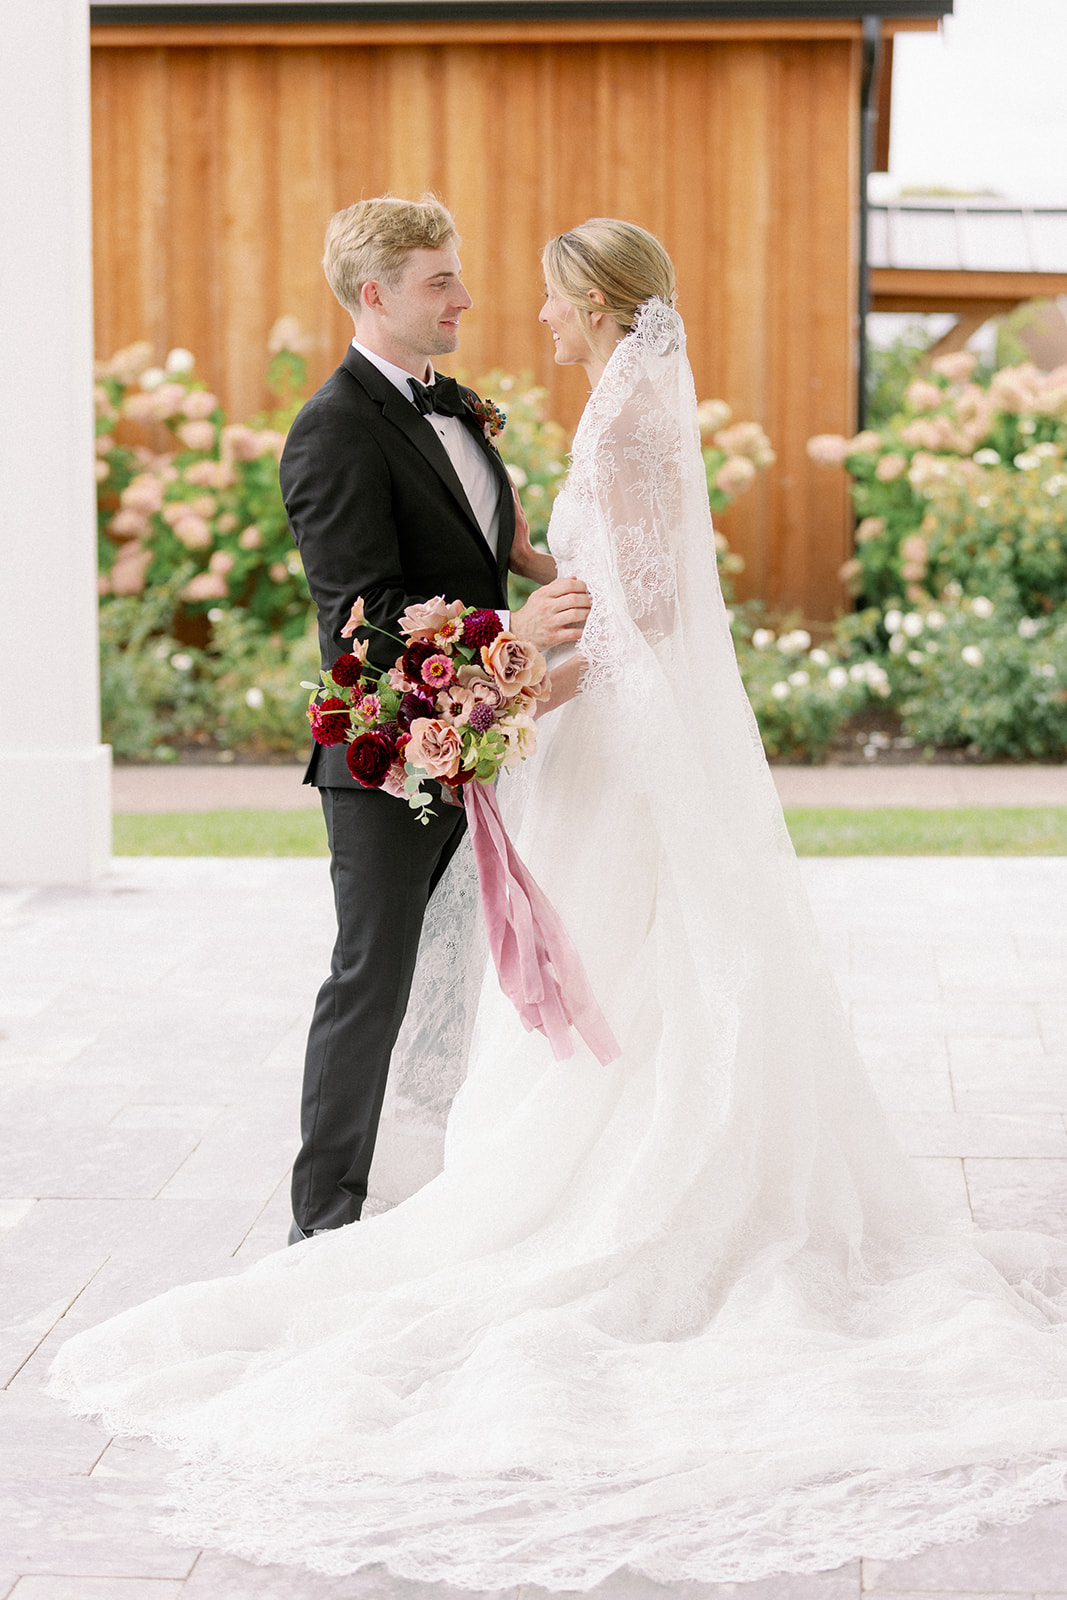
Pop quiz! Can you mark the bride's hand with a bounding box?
[507,485,557,584]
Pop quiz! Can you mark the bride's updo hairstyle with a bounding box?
[542,219,676,332]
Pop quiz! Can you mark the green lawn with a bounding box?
[112,806,1067,857]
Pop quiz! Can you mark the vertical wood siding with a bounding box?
[90,36,857,618]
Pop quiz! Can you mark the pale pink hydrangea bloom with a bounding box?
[875,453,907,483]
[268,315,313,356]
[239,525,263,550]
[714,421,775,468]
[931,350,976,384]
[806,434,850,468]
[855,516,886,543]
[121,473,166,513]
[181,390,218,420]
[220,424,261,462]
[696,399,732,437]
[714,456,757,496]
[110,544,152,595]
[905,379,943,413]
[208,551,235,575]
[109,509,149,539]
[102,340,155,385]
[173,514,212,550]
[217,512,239,534]
[123,392,161,424]
[254,429,287,459]
[184,459,218,487]
[183,571,228,601]
[269,562,289,583]
[846,429,882,456]
[148,383,188,421]
[178,420,216,453]
[95,460,109,483]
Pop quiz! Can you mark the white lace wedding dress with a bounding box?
[50,301,1067,1590]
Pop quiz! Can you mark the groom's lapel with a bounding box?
[342,347,493,567]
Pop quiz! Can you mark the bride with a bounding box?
[50,220,1067,1590]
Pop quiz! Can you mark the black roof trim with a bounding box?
[91,2,953,25]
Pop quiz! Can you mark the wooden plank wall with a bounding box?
[90,32,858,619]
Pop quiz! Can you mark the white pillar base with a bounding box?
[0,748,112,885]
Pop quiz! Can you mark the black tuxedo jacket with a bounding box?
[280,346,515,787]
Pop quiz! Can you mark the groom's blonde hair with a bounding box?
[542,219,676,331]
[323,195,457,313]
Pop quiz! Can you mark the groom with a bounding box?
[280,195,589,1240]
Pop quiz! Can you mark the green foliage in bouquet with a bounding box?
[95,320,312,637]
[808,351,1067,613]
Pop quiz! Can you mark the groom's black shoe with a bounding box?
[287,1220,339,1245]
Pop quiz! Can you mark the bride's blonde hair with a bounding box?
[542,219,676,331]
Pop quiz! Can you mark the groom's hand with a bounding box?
[510,576,591,649]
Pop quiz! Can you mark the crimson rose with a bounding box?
[345,731,397,788]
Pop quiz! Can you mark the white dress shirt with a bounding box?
[351,340,501,558]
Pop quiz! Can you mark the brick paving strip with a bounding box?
[2,855,1067,1598]
[110,763,1067,814]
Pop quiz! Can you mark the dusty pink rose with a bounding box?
[380,760,409,800]
[109,509,148,539]
[806,434,851,468]
[405,718,463,781]
[182,390,218,420]
[178,420,216,452]
[182,571,228,601]
[173,514,212,550]
[110,544,152,595]
[239,524,263,550]
[481,634,547,697]
[120,474,165,515]
[208,550,235,575]
[875,453,907,483]
[456,665,507,709]
[399,596,465,641]
[518,666,553,704]
[340,596,366,637]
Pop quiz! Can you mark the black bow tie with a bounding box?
[408,374,469,420]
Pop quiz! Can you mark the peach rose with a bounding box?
[481,634,547,697]
[399,596,465,640]
[405,718,463,781]
[379,760,409,800]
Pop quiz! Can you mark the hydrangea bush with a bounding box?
[95,320,311,636]
[808,351,1067,614]
[840,589,1067,760]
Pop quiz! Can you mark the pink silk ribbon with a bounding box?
[463,782,620,1065]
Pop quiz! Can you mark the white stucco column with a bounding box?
[0,0,111,883]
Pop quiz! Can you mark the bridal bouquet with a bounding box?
[301,596,617,1067]
[306,596,551,822]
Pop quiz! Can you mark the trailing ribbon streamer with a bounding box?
[463,783,620,1065]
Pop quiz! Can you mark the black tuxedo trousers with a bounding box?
[280,347,514,1229]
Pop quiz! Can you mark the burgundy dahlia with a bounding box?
[330,653,364,689]
[345,730,396,788]
[401,639,437,682]
[309,696,351,747]
[468,703,495,733]
[398,690,436,732]
[462,609,504,649]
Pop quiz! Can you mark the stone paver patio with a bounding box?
[2,853,1067,1599]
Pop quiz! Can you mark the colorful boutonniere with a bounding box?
[466,395,507,440]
